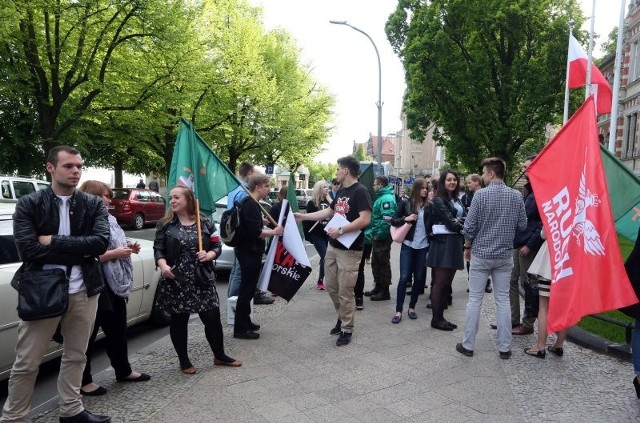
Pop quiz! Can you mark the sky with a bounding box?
[249,0,622,164]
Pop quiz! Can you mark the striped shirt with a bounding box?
[464,180,527,260]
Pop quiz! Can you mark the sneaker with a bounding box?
[355,297,364,310]
[336,331,352,346]
[254,291,275,305]
[317,282,325,290]
[499,350,512,359]
[329,320,342,335]
[456,343,474,357]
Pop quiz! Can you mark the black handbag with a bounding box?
[194,261,216,287]
[14,265,70,321]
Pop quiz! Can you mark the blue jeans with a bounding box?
[462,255,513,353]
[311,234,328,281]
[395,244,428,312]
[633,320,640,374]
[227,256,242,298]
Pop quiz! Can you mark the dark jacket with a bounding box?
[13,187,110,297]
[513,183,544,250]
[620,227,640,319]
[430,196,464,235]
[153,214,222,267]
[304,199,331,239]
[234,198,266,253]
[390,198,432,242]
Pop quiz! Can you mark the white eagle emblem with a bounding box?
[571,163,604,255]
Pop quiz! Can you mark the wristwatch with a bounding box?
[338,227,344,235]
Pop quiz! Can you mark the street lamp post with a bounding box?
[329,20,383,174]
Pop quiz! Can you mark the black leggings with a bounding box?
[430,268,457,323]
[169,308,228,369]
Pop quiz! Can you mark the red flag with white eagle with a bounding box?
[528,97,637,333]
[567,34,612,114]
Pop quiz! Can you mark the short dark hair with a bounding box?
[375,176,389,187]
[47,146,80,167]
[337,155,360,177]
[481,157,506,179]
[238,161,254,178]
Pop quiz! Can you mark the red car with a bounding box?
[110,188,166,230]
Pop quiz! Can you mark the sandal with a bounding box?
[547,346,564,357]
[524,347,546,359]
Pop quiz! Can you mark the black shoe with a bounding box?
[499,350,512,359]
[355,297,364,310]
[59,409,111,423]
[248,322,261,331]
[336,331,352,346]
[485,283,493,293]
[116,372,151,382]
[254,292,275,305]
[633,377,640,399]
[80,386,107,396]
[364,287,379,297]
[426,300,432,309]
[456,343,473,357]
[547,346,564,357]
[233,330,260,340]
[370,289,390,301]
[431,320,455,331]
[330,320,342,335]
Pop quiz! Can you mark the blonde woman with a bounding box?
[304,180,332,289]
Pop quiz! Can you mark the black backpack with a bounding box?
[220,197,249,247]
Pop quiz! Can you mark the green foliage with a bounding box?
[386,0,585,174]
[353,144,373,161]
[0,0,334,182]
[600,27,618,59]
[307,162,336,186]
[577,311,634,344]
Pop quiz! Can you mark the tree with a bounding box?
[386,0,585,175]
[600,27,618,59]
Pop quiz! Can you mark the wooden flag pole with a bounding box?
[196,198,203,251]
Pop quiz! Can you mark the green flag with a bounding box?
[359,162,375,198]
[168,119,240,216]
[286,172,299,213]
[601,145,640,243]
[285,172,304,238]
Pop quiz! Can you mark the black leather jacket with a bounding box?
[13,187,110,297]
[430,196,464,234]
[153,215,222,267]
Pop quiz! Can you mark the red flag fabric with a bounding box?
[567,35,612,114]
[528,97,637,333]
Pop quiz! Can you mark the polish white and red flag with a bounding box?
[567,34,612,114]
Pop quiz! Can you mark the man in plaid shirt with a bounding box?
[456,157,527,359]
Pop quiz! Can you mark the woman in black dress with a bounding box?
[426,170,465,331]
[304,180,332,290]
[154,186,241,374]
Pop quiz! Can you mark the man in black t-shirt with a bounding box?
[295,156,371,346]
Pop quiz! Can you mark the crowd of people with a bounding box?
[2,148,638,423]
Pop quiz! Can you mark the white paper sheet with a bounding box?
[325,213,360,248]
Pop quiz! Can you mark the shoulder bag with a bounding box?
[14,265,70,321]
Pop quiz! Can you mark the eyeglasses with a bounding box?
[333,183,340,186]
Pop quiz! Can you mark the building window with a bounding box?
[625,113,638,158]
[633,43,640,82]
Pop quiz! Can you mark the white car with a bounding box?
[0,206,164,381]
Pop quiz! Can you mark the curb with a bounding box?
[567,325,632,361]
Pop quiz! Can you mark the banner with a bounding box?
[257,200,312,301]
[528,97,637,333]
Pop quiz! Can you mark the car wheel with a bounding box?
[133,213,145,230]
[150,286,171,327]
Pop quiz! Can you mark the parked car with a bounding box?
[267,190,280,205]
[0,205,164,381]
[0,176,49,203]
[110,188,166,230]
[295,189,311,209]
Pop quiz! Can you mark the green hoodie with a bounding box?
[371,184,396,240]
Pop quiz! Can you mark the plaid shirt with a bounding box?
[464,180,527,259]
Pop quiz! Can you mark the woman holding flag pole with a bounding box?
[154,186,241,374]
